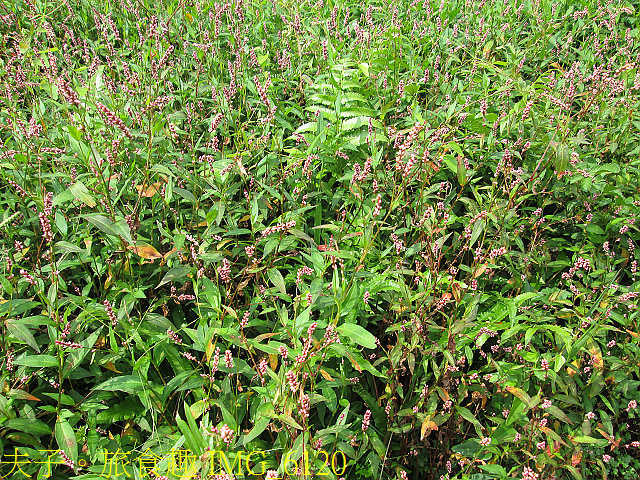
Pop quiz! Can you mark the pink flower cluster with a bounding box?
[209,112,224,132]
[58,78,80,106]
[20,269,36,285]
[390,233,404,254]
[39,192,54,242]
[362,409,371,432]
[295,322,318,366]
[352,157,372,184]
[224,350,234,369]
[217,258,231,283]
[373,194,382,217]
[8,179,27,197]
[39,211,53,242]
[240,311,250,329]
[55,340,82,349]
[395,122,424,171]
[220,424,234,444]
[463,210,488,242]
[261,220,296,239]
[279,345,288,362]
[96,102,133,139]
[167,329,182,345]
[296,266,314,285]
[59,450,79,472]
[286,370,299,392]
[6,348,14,371]
[320,325,340,356]
[210,347,220,373]
[103,299,117,327]
[299,394,310,419]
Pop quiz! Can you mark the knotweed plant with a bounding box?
[0,0,639,479]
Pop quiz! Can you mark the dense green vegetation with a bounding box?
[0,0,639,478]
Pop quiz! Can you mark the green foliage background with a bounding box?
[0,0,639,479]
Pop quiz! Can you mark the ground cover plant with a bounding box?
[0,0,639,478]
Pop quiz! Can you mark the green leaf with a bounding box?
[55,241,85,253]
[157,265,192,288]
[479,464,506,477]
[7,321,40,352]
[457,154,467,186]
[552,141,570,173]
[570,436,609,446]
[289,228,316,246]
[111,219,133,244]
[4,418,52,436]
[84,214,117,237]
[457,406,483,437]
[546,405,574,424]
[267,268,287,295]
[566,465,584,480]
[63,328,102,379]
[174,187,196,203]
[94,375,145,393]
[369,435,386,458]
[469,219,485,248]
[13,355,58,367]
[55,416,78,473]
[183,401,206,454]
[96,397,145,422]
[69,181,96,207]
[211,400,238,431]
[452,439,482,458]
[336,323,377,349]
[162,370,197,403]
[242,416,270,445]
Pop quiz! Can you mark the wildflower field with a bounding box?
[1,0,640,478]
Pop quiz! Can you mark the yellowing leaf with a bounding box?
[135,181,163,197]
[122,419,135,436]
[235,156,247,176]
[626,329,640,338]
[421,418,438,439]
[6,389,41,401]
[206,341,215,363]
[320,369,333,381]
[162,248,177,264]
[571,448,582,466]
[269,353,278,371]
[104,267,114,290]
[474,263,489,278]
[452,283,461,303]
[436,387,450,402]
[102,361,121,373]
[506,386,532,406]
[254,333,280,343]
[539,426,569,447]
[588,340,604,371]
[128,244,162,260]
[567,359,581,377]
